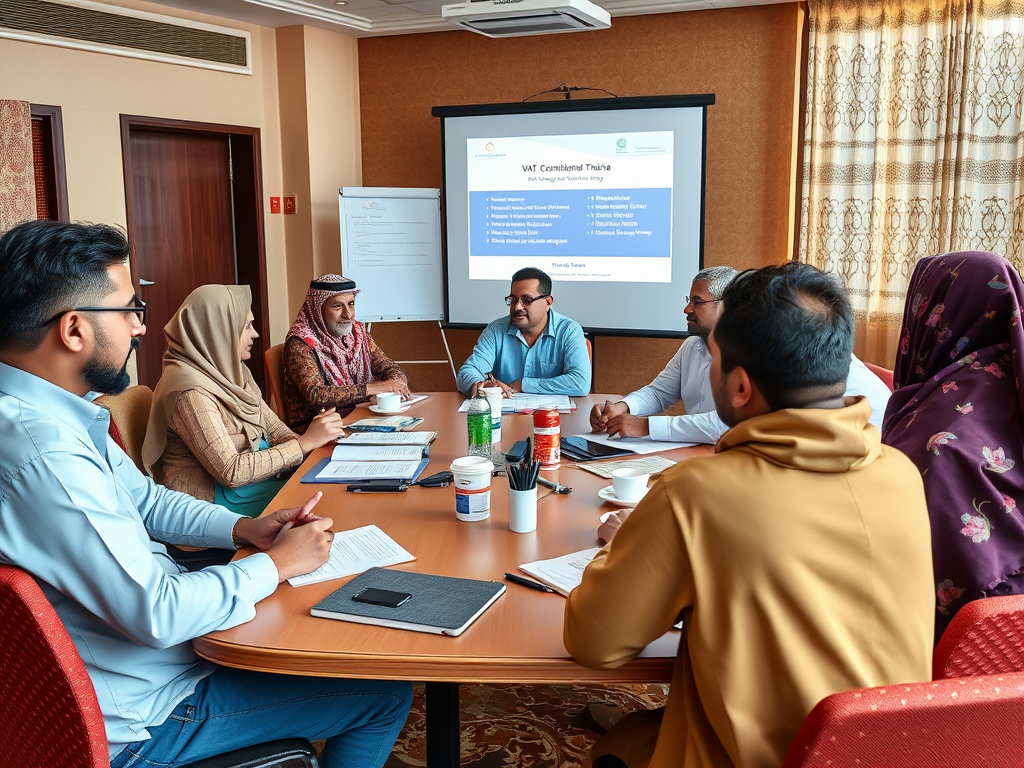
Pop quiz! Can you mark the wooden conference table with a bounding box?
[194,392,711,767]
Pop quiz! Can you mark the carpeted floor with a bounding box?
[381,682,668,767]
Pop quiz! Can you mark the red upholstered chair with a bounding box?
[782,673,1024,768]
[0,565,320,768]
[933,594,1024,679]
[864,361,895,392]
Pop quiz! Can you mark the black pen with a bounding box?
[504,572,557,593]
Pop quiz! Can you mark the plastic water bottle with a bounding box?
[467,392,493,458]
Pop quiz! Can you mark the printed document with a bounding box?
[315,460,422,481]
[519,548,601,596]
[337,432,436,446]
[330,444,423,462]
[573,431,697,455]
[288,525,415,587]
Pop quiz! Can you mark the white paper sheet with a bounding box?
[288,525,415,587]
[458,393,575,413]
[315,460,422,480]
[519,548,601,596]
[572,431,697,455]
[336,432,436,446]
[330,444,423,462]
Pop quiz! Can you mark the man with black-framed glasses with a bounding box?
[457,266,591,396]
[0,221,411,768]
[591,265,893,444]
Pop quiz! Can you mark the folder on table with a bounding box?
[310,567,505,636]
[300,456,429,484]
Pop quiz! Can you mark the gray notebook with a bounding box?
[310,567,506,636]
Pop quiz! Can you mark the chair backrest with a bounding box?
[0,565,108,768]
[933,594,1024,678]
[265,343,286,419]
[98,384,154,473]
[864,361,894,392]
[782,672,1024,768]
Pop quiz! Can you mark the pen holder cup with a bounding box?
[508,486,538,533]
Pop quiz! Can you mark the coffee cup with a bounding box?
[376,392,402,412]
[611,468,650,503]
[450,456,494,522]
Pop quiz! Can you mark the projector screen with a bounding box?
[433,94,713,335]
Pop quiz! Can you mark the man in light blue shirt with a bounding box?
[457,267,591,396]
[0,221,410,768]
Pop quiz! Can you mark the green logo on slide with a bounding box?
[616,138,627,149]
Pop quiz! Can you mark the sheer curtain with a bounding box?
[800,0,1024,366]
[0,100,36,232]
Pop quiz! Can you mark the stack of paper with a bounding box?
[301,441,428,483]
[338,432,436,446]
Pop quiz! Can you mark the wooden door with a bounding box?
[123,121,269,393]
[128,130,236,387]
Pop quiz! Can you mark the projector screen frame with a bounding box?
[433,93,715,338]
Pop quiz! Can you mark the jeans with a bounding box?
[109,666,412,768]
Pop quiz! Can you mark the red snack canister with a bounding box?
[532,407,560,469]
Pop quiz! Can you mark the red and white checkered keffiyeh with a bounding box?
[286,274,372,386]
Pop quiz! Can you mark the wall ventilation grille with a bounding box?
[0,0,251,74]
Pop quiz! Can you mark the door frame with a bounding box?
[120,114,271,388]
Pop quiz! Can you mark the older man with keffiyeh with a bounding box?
[283,275,410,432]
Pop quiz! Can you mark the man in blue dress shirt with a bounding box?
[457,267,591,396]
[0,221,411,768]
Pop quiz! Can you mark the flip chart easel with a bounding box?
[339,187,455,380]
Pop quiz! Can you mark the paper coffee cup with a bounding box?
[451,456,494,522]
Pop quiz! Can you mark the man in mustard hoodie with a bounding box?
[565,263,934,768]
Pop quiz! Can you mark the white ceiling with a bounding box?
[144,0,789,38]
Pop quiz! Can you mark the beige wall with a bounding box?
[0,3,364,345]
[275,24,363,318]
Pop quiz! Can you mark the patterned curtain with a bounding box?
[800,0,1024,366]
[0,100,36,233]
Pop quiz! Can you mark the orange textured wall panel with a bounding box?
[357,6,803,394]
[358,4,803,272]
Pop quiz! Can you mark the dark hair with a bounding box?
[0,221,130,352]
[713,262,853,409]
[511,267,552,297]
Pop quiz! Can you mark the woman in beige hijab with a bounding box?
[143,285,345,517]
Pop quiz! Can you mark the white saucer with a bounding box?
[369,404,410,415]
[598,485,648,507]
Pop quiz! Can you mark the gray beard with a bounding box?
[329,321,354,338]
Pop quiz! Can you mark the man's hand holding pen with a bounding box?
[473,373,515,398]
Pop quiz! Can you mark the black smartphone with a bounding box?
[505,440,529,463]
[352,587,412,608]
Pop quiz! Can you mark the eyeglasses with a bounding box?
[685,296,721,307]
[504,294,549,307]
[40,298,148,328]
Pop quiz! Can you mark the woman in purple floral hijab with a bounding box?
[882,251,1024,641]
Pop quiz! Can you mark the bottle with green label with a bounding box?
[467,392,493,458]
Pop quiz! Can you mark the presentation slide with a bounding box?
[466,131,674,283]
[435,96,712,334]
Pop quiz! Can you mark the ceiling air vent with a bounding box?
[0,0,251,74]
[442,0,611,38]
